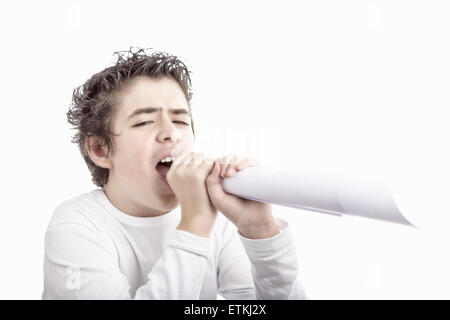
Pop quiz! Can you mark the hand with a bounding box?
[166,152,218,237]
[206,154,280,239]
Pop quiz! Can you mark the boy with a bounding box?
[42,47,306,299]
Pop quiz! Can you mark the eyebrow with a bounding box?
[127,107,189,120]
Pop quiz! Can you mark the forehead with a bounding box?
[115,76,188,118]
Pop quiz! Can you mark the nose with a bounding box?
[156,115,181,143]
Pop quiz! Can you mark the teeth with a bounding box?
[160,156,176,163]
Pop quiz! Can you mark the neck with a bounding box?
[103,181,169,218]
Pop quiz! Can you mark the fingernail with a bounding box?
[227,168,235,175]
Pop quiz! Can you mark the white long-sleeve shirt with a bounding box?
[42,188,306,300]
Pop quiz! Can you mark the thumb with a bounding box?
[206,160,226,199]
[206,160,247,224]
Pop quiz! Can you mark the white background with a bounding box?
[0,0,449,299]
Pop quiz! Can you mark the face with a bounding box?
[104,76,194,216]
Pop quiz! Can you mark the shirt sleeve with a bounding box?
[42,222,211,299]
[217,217,307,300]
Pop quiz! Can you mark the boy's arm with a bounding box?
[217,217,307,300]
[43,222,210,299]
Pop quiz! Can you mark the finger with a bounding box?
[206,160,222,184]
[225,154,240,177]
[203,156,215,169]
[218,155,228,178]
[235,157,250,171]
[198,154,215,173]
[171,152,190,168]
[191,152,203,166]
[206,160,226,196]
[220,154,237,178]
[236,157,260,170]
[182,152,197,165]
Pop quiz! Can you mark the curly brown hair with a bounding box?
[67,47,196,188]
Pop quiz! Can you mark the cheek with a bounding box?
[182,131,195,149]
[115,139,150,176]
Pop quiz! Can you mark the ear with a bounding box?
[85,136,114,169]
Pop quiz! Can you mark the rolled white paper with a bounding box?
[220,166,413,226]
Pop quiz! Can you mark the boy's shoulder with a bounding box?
[46,189,106,231]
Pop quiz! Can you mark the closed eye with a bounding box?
[133,120,190,127]
[173,121,190,126]
[133,121,154,127]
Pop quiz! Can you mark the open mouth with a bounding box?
[155,159,174,178]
